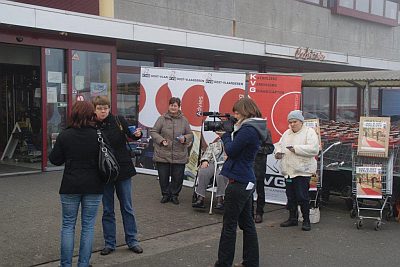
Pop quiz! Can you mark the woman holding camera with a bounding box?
[215,98,268,267]
[93,96,144,256]
[150,97,193,205]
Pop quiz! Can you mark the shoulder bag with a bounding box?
[97,129,120,184]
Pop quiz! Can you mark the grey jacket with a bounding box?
[150,111,194,164]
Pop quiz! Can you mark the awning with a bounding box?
[301,70,400,87]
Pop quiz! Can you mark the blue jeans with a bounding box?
[60,194,102,267]
[216,183,259,267]
[102,178,139,249]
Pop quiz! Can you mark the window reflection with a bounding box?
[303,87,330,121]
[336,87,358,122]
[355,0,369,12]
[117,73,140,126]
[72,51,111,104]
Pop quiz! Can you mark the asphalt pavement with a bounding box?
[1,171,400,267]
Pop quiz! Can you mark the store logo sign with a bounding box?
[294,47,326,61]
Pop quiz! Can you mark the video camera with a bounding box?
[201,111,237,132]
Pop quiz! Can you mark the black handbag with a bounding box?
[97,129,120,184]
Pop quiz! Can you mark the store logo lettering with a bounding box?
[295,47,325,61]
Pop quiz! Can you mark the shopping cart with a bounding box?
[351,146,394,230]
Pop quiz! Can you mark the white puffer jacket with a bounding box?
[275,126,319,178]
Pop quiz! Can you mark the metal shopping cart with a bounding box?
[351,146,394,230]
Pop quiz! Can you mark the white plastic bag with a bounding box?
[298,206,320,224]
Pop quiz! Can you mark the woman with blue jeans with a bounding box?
[93,96,143,255]
[215,98,268,267]
[49,101,104,267]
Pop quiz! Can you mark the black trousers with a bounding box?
[285,176,311,220]
[254,154,267,215]
[216,183,259,267]
[156,162,185,197]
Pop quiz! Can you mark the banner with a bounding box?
[357,117,390,158]
[248,73,302,205]
[137,67,246,185]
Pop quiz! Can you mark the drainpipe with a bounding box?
[364,81,369,116]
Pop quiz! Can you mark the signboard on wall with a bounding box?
[248,73,302,205]
[137,67,246,186]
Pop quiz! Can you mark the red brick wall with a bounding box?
[10,0,99,16]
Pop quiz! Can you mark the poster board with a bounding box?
[357,117,390,158]
[137,67,246,186]
[248,73,302,205]
[355,165,383,199]
[304,119,321,191]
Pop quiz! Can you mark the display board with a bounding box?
[137,67,246,185]
[248,73,302,205]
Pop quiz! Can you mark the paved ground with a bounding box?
[1,171,400,267]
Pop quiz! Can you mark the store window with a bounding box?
[371,0,384,16]
[71,50,111,105]
[369,87,380,116]
[339,0,354,9]
[117,73,140,127]
[45,48,67,167]
[164,57,214,70]
[385,1,398,19]
[336,87,358,122]
[117,58,154,67]
[355,0,369,12]
[302,87,330,121]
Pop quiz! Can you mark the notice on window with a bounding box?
[34,88,41,98]
[90,82,108,96]
[75,76,85,91]
[48,71,62,84]
[61,83,67,95]
[47,87,58,103]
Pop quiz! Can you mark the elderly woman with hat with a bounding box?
[274,110,319,231]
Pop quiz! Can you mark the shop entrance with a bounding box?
[0,44,42,175]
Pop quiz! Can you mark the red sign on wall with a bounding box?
[248,73,302,143]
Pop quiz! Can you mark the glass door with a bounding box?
[45,48,68,168]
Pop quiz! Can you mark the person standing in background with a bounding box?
[93,96,144,256]
[150,97,193,205]
[49,101,103,267]
[253,129,274,223]
[275,110,319,231]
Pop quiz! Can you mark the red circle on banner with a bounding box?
[181,85,210,126]
[155,83,172,115]
[139,84,146,113]
[219,88,245,115]
[271,91,301,138]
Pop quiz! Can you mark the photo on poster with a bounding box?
[355,165,383,199]
[357,117,390,157]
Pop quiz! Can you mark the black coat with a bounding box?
[49,126,104,194]
[98,114,141,180]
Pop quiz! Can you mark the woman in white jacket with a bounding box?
[275,110,319,231]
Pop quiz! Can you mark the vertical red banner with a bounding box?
[248,74,302,143]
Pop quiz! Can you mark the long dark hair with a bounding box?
[69,101,96,128]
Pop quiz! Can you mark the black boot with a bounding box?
[300,203,311,231]
[280,207,298,227]
[192,196,205,208]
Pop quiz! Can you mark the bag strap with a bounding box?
[114,115,134,154]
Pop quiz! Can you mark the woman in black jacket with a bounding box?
[49,101,103,267]
[93,96,144,256]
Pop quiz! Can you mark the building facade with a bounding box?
[0,0,399,174]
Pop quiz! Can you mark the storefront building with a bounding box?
[0,0,399,175]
